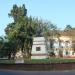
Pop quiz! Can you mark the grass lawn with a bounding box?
[0,57,75,64]
[24,57,75,64]
[0,59,15,64]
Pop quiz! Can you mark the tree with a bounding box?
[5,4,58,57]
[8,4,27,22]
[5,4,35,56]
[0,36,4,50]
[0,36,11,58]
[64,25,72,31]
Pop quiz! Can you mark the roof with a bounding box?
[58,29,75,36]
[48,29,75,40]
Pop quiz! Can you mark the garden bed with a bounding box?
[0,58,75,70]
[0,57,75,64]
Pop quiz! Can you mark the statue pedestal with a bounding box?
[31,37,48,59]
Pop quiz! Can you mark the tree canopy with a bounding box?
[64,25,72,31]
[3,4,58,58]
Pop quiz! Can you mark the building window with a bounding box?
[65,41,69,47]
[72,51,75,55]
[36,47,41,51]
[66,51,68,55]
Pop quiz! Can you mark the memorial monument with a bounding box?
[31,29,48,59]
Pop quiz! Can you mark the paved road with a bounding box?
[0,70,75,75]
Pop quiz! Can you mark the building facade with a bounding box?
[48,30,75,58]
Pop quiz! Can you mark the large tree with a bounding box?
[5,4,58,57]
[5,4,35,56]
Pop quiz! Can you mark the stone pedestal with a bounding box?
[31,37,48,59]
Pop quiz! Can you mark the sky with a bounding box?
[0,0,75,36]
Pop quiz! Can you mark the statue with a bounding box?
[36,25,43,37]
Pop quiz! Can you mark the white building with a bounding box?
[48,30,75,58]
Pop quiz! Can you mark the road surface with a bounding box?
[0,70,75,75]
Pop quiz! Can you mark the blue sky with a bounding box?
[0,0,75,36]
